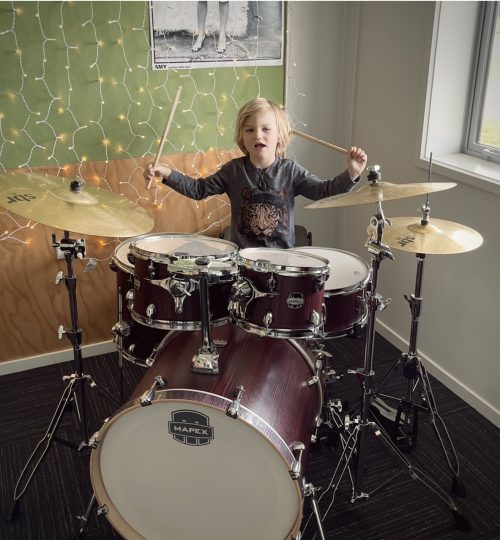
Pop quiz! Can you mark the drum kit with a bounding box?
[0,163,483,539]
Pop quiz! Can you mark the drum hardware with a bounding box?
[226,385,245,418]
[6,231,120,524]
[303,167,470,532]
[191,256,220,374]
[369,200,482,496]
[150,275,197,314]
[140,375,167,406]
[290,441,306,479]
[302,482,327,540]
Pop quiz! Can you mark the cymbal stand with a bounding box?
[304,196,470,532]
[371,203,465,495]
[6,231,118,523]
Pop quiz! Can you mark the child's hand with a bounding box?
[144,163,172,188]
[346,146,367,181]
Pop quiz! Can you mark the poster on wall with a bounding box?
[149,1,284,69]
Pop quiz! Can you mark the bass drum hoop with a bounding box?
[90,394,304,540]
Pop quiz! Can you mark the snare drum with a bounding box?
[295,247,370,338]
[110,237,169,366]
[90,324,321,540]
[130,233,238,330]
[229,248,329,338]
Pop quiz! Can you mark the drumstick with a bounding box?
[147,86,183,190]
[292,129,347,154]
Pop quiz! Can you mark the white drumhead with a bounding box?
[295,247,369,291]
[238,247,328,272]
[132,233,237,261]
[91,399,301,540]
[113,238,135,272]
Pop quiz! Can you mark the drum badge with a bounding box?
[286,292,304,309]
[168,410,215,446]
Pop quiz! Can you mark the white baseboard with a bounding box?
[376,320,500,429]
[0,340,117,377]
[3,326,500,429]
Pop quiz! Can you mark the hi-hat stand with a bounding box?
[371,203,465,496]
[302,194,470,534]
[6,231,119,523]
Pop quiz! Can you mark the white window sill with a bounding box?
[417,153,500,197]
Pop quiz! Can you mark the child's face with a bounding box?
[242,108,279,167]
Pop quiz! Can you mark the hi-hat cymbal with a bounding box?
[304,181,457,209]
[0,171,154,237]
[370,217,483,255]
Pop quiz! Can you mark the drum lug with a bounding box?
[97,504,109,516]
[140,375,166,406]
[147,260,156,279]
[308,375,319,387]
[145,303,157,324]
[111,320,130,343]
[226,385,245,418]
[88,431,100,449]
[267,272,277,292]
[289,441,305,479]
[309,310,323,336]
[125,288,134,308]
[263,310,273,330]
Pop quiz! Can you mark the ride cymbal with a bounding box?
[0,171,154,237]
[370,217,483,255]
[304,181,457,209]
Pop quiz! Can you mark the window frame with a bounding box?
[465,1,500,165]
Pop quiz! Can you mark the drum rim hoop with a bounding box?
[90,394,304,539]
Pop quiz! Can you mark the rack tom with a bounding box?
[129,233,238,331]
[295,247,370,338]
[229,247,329,338]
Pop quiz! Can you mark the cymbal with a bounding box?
[0,171,154,237]
[370,217,483,255]
[304,181,457,209]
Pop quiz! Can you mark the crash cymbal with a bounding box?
[370,217,483,254]
[304,181,457,209]
[0,171,154,237]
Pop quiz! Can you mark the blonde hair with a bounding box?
[235,98,291,157]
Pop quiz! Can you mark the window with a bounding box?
[466,2,500,165]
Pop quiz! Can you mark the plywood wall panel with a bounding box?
[0,151,236,362]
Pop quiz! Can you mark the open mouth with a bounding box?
[254,143,266,149]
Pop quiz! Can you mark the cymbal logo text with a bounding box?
[6,194,36,204]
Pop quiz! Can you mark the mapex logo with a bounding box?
[168,410,214,446]
[6,194,36,204]
[287,292,304,309]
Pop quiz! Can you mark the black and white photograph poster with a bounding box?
[150,1,284,69]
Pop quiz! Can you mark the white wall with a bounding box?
[287,1,500,427]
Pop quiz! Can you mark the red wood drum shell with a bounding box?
[90,324,322,540]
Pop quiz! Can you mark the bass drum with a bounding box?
[90,325,322,540]
[110,236,169,367]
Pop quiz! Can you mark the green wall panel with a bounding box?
[0,1,284,170]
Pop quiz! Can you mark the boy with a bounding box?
[145,97,367,248]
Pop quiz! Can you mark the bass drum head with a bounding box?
[90,398,302,540]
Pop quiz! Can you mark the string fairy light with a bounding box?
[0,0,290,254]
